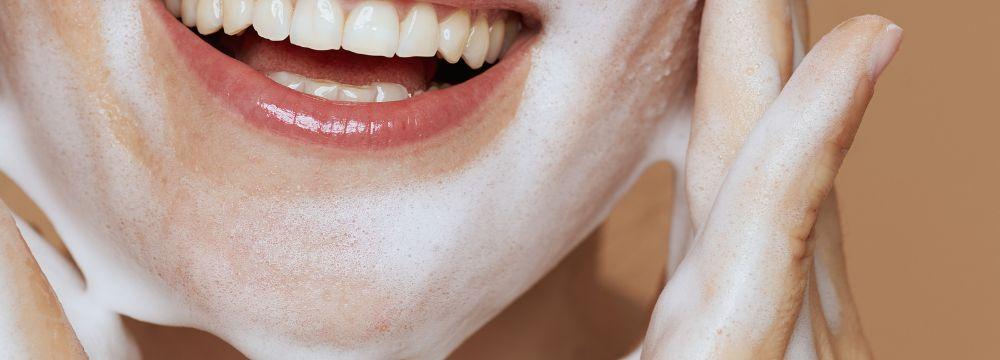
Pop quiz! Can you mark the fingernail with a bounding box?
[870,23,903,79]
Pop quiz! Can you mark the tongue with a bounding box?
[215,33,435,92]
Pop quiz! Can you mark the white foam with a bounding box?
[1,0,702,358]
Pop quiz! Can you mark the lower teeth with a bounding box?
[267,71,410,103]
[267,71,450,103]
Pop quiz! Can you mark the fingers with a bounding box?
[698,14,900,354]
[810,193,874,358]
[705,13,901,275]
[666,171,693,275]
[0,201,86,359]
[779,12,889,358]
[786,269,836,359]
[687,0,795,229]
[790,0,809,66]
[781,3,873,357]
[644,16,902,359]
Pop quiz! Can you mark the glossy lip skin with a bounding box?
[159,1,535,150]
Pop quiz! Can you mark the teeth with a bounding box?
[338,85,378,102]
[462,13,490,69]
[290,0,345,51]
[413,82,450,96]
[485,17,505,64]
[396,3,438,58]
[500,16,521,57]
[166,0,183,17]
[267,72,413,103]
[222,0,254,35]
[302,79,341,100]
[253,0,294,41]
[342,1,400,57]
[181,0,198,27]
[268,71,308,91]
[437,10,471,64]
[196,0,223,35]
[427,82,452,91]
[169,0,524,64]
[374,83,410,102]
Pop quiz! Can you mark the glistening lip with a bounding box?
[157,0,534,150]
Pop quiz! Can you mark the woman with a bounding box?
[0,0,900,358]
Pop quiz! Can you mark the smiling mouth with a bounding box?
[158,0,534,150]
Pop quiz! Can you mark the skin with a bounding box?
[0,200,86,359]
[0,0,900,358]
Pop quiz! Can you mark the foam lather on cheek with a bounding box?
[4,0,699,358]
[0,1,175,357]
[99,1,172,149]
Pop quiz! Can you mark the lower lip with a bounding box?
[157,2,528,150]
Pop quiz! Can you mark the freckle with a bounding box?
[374,319,390,333]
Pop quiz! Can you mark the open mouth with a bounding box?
[157,0,535,150]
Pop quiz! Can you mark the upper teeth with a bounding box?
[169,0,522,69]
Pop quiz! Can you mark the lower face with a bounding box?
[0,0,698,357]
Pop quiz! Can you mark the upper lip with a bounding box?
[398,0,542,24]
[158,0,537,151]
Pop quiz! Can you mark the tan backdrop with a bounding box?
[1,0,996,358]
[810,0,1000,358]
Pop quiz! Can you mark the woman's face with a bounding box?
[0,0,698,357]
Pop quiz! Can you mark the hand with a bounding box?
[0,200,85,358]
[0,194,140,358]
[643,0,902,358]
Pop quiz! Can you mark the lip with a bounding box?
[157,0,533,150]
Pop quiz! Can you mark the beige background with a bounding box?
[1,0,997,358]
[810,0,1000,358]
